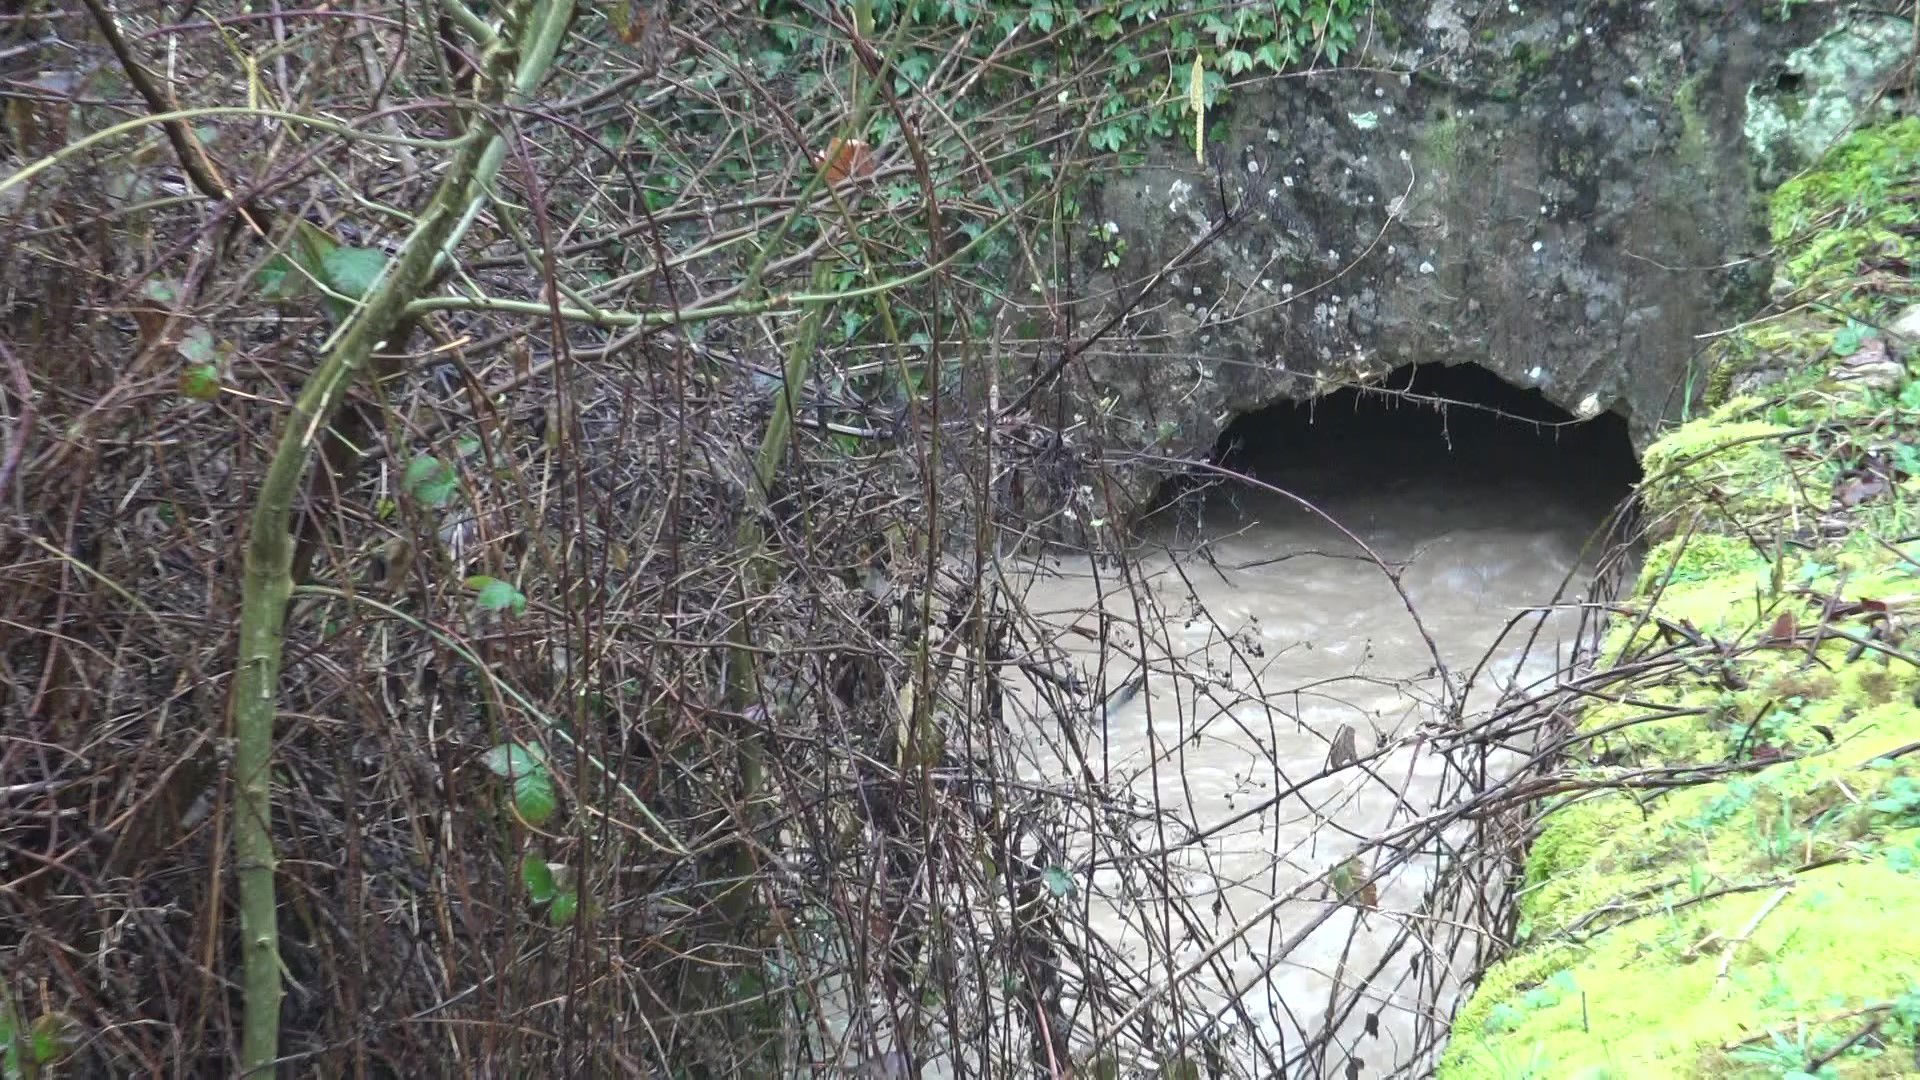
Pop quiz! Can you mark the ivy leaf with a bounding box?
[403,454,458,507]
[322,246,389,300]
[521,853,556,903]
[549,890,579,927]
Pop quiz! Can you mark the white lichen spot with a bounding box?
[1349,111,1379,130]
[1576,393,1602,419]
[1267,187,1278,200]
[1168,178,1193,214]
[1419,261,1436,274]
[1261,278,1274,290]
[1266,128,1282,143]
[1532,240,1544,253]
[1283,175,1296,188]
[1103,221,1120,237]
[1527,365,1546,383]
[1282,283,1294,295]
[1247,159,1262,174]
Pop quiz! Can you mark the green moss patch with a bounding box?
[1638,409,1797,541]
[1445,119,1920,1078]
[1444,859,1920,1079]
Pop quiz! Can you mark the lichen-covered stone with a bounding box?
[1069,4,1905,508]
[1744,20,1914,186]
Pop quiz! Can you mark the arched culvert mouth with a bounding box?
[1173,362,1641,541]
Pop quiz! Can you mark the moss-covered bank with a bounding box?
[1442,119,1920,1078]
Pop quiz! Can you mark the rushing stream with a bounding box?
[1003,365,1637,1075]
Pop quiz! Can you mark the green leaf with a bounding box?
[480,742,546,780]
[1832,319,1871,357]
[257,255,298,299]
[521,853,556,903]
[468,576,527,615]
[549,890,579,926]
[179,364,221,402]
[513,772,558,826]
[290,218,339,276]
[28,1012,75,1064]
[404,454,444,491]
[403,454,458,507]
[483,743,557,825]
[1043,865,1075,897]
[142,278,177,304]
[322,246,389,299]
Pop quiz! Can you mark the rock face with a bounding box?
[1077,2,1910,503]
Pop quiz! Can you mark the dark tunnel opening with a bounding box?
[1144,361,1643,553]
[1220,362,1637,495]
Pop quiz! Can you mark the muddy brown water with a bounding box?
[1003,422,1629,1075]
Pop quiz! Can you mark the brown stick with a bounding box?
[76,0,270,235]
